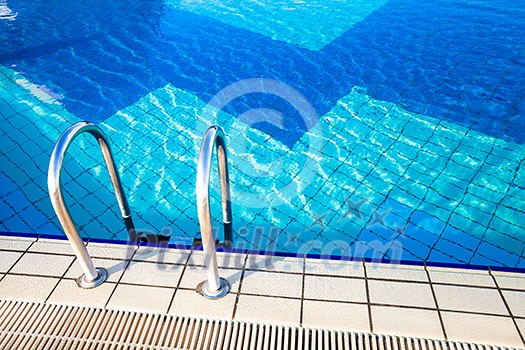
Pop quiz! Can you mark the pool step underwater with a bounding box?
[0,300,522,350]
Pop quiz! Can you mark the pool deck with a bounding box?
[0,235,524,348]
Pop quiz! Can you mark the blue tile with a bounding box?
[390,234,429,262]
[388,187,421,209]
[430,176,467,201]
[410,210,445,236]
[443,162,478,182]
[431,238,472,264]
[0,173,19,195]
[2,214,32,234]
[448,213,488,238]
[428,247,465,265]
[20,206,49,231]
[440,225,480,251]
[489,216,523,238]
[0,198,14,220]
[467,183,505,203]
[471,243,518,267]
[350,239,389,261]
[4,189,30,210]
[37,222,62,236]
[484,229,525,256]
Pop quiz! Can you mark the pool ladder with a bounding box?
[195,125,233,299]
[48,121,136,288]
[48,122,232,299]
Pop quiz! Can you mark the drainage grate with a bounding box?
[0,300,519,350]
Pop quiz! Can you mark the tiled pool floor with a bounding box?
[1,65,525,268]
[0,235,524,348]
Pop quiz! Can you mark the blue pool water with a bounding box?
[0,0,524,268]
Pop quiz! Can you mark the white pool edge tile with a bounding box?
[0,235,523,347]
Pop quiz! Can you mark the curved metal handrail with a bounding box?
[48,121,135,288]
[195,125,232,299]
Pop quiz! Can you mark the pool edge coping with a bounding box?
[2,230,524,274]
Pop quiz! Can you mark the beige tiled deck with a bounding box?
[0,234,524,348]
[371,305,444,339]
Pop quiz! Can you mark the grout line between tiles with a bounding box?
[10,250,75,258]
[489,267,525,346]
[165,245,195,314]
[243,268,304,276]
[0,236,37,283]
[363,259,373,333]
[103,242,140,309]
[436,308,517,318]
[1,272,69,279]
[231,250,249,321]
[299,255,306,327]
[1,246,65,255]
[44,255,78,303]
[425,262,448,340]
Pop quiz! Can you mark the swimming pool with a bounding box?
[0,0,524,269]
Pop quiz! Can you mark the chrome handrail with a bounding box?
[48,121,135,288]
[195,125,232,299]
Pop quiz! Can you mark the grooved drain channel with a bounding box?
[0,300,520,350]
